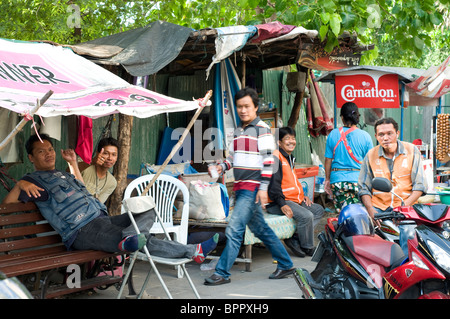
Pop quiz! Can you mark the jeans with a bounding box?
[214,189,293,279]
[72,209,196,258]
[267,200,324,249]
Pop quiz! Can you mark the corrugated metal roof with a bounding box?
[316,65,425,82]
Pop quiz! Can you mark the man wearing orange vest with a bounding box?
[358,117,427,255]
[267,127,324,257]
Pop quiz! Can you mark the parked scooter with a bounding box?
[294,177,450,299]
[378,218,401,243]
[0,271,32,299]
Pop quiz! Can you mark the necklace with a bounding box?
[94,171,108,199]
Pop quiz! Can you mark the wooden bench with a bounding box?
[0,202,123,299]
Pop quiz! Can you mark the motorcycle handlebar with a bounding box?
[374,211,405,220]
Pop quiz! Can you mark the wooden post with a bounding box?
[242,54,246,87]
[0,90,53,152]
[108,113,133,215]
[287,91,305,129]
[287,67,308,128]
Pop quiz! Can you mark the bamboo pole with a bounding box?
[141,90,213,196]
[0,90,54,152]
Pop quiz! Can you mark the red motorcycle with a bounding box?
[295,177,450,299]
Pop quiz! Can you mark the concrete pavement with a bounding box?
[70,209,336,300]
[71,244,317,299]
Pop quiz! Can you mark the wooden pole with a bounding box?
[0,90,53,152]
[287,90,305,128]
[287,66,308,128]
[141,90,213,196]
[109,113,133,215]
[242,54,246,87]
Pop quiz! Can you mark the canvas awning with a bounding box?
[69,20,192,77]
[70,21,371,77]
[0,38,203,119]
[316,65,425,82]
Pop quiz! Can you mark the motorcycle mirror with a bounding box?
[372,177,405,206]
[372,177,392,192]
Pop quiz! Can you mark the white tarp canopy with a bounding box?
[0,38,202,119]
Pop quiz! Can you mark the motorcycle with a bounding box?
[294,177,450,299]
[378,218,401,243]
[0,271,32,299]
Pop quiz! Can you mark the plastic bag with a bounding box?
[189,180,226,220]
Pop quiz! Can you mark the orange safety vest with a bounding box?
[268,149,304,204]
[368,142,416,210]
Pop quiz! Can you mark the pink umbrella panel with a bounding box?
[0,38,202,119]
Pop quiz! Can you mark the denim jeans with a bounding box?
[72,209,196,258]
[267,200,324,249]
[214,189,293,279]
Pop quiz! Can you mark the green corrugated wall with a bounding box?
[263,69,313,165]
[0,68,445,202]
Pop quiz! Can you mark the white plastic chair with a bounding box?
[123,174,189,245]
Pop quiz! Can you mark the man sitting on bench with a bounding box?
[81,136,119,204]
[2,134,218,263]
[267,127,324,257]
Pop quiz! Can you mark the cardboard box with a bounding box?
[295,164,319,201]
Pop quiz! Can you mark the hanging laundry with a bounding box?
[306,70,334,137]
[206,25,257,78]
[311,71,334,135]
[75,115,93,164]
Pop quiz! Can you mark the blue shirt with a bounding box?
[325,127,373,184]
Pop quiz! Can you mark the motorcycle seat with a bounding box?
[343,235,406,269]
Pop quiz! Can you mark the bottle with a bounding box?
[208,163,219,179]
[315,164,325,192]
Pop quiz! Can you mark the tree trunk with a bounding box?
[287,90,305,129]
[108,113,133,215]
[287,66,308,129]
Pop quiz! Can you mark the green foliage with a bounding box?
[0,0,448,68]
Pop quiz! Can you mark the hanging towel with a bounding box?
[306,71,334,137]
[311,71,333,135]
[306,91,317,137]
[75,115,93,164]
[309,76,325,136]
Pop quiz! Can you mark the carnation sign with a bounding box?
[335,72,400,108]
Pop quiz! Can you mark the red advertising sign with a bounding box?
[335,72,400,108]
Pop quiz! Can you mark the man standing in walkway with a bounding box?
[204,87,294,286]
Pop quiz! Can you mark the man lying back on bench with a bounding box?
[2,134,218,262]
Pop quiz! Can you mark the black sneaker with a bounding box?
[301,247,316,257]
[204,274,231,286]
[284,237,306,257]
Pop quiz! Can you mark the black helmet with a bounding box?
[338,204,374,236]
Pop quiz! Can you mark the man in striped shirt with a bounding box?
[204,87,294,286]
